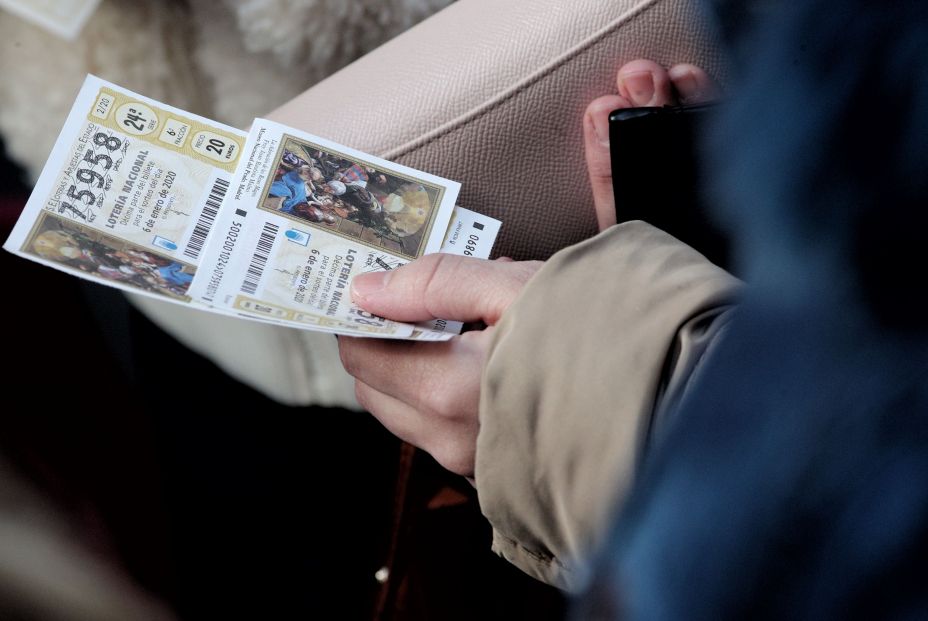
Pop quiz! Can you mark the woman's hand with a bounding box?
[338,254,541,477]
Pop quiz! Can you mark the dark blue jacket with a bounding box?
[582,1,928,618]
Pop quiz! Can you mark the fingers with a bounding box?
[668,63,721,104]
[617,59,676,107]
[350,254,541,324]
[343,334,485,477]
[354,381,422,445]
[341,337,446,411]
[339,331,486,413]
[616,59,720,108]
[584,59,720,232]
[585,60,680,232]
[584,94,628,230]
[355,380,478,476]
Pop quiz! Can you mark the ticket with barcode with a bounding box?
[189,118,472,339]
[3,74,244,302]
[5,78,500,340]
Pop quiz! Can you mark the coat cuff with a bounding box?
[475,221,742,590]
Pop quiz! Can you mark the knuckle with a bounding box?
[433,440,474,477]
[419,254,448,294]
[412,372,455,418]
[512,260,543,284]
[427,386,458,419]
[419,253,462,316]
[404,374,433,417]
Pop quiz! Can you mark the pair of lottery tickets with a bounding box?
[3,76,500,340]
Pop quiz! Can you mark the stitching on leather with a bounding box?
[383,0,666,160]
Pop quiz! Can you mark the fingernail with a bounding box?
[621,71,655,105]
[351,271,390,301]
[589,109,610,147]
[669,67,699,103]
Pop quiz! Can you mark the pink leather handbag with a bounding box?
[270,0,726,261]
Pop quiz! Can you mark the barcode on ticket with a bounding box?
[240,222,279,295]
[183,177,230,261]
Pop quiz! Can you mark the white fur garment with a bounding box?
[0,0,451,179]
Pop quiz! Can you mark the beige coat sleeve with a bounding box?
[475,221,742,591]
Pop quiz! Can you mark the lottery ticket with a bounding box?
[189,118,472,339]
[3,74,245,303]
[5,77,501,340]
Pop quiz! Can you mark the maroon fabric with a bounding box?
[0,192,25,232]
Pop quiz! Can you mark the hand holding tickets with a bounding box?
[3,76,500,340]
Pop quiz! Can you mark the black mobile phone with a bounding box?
[609,104,730,269]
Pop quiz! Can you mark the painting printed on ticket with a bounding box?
[4,75,245,303]
[24,211,196,300]
[259,136,449,261]
[190,119,461,337]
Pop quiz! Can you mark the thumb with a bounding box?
[350,254,540,324]
[584,94,626,231]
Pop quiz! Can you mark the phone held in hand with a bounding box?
[609,104,731,270]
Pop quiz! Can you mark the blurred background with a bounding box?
[0,1,565,618]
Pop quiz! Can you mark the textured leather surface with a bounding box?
[133,0,727,407]
[270,0,726,261]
